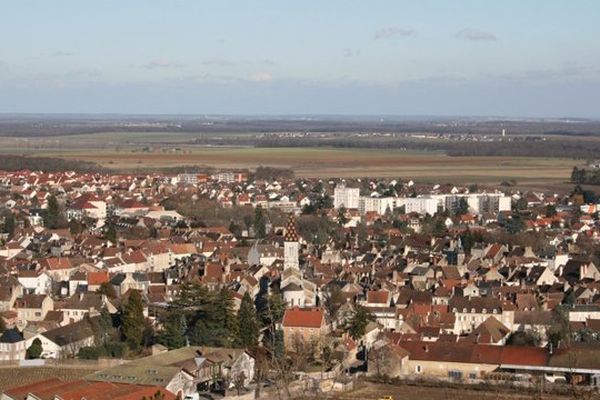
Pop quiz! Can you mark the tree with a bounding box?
[346,305,375,340]
[236,293,259,348]
[104,222,117,244]
[97,282,117,299]
[121,290,145,351]
[254,206,266,238]
[337,206,349,226]
[78,346,100,360]
[141,391,166,400]
[159,311,187,350]
[455,197,469,215]
[545,204,557,217]
[44,195,61,229]
[212,287,237,345]
[507,330,540,346]
[26,338,43,359]
[94,307,114,345]
[323,284,346,318]
[505,214,525,234]
[2,213,15,236]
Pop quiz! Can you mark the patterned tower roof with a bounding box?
[284,214,299,242]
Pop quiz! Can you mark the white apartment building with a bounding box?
[359,196,397,215]
[399,197,439,216]
[334,185,360,209]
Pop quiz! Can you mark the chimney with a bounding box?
[423,345,429,353]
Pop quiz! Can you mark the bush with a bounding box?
[78,346,100,360]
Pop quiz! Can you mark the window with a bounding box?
[415,365,422,373]
[469,373,477,380]
[448,370,463,380]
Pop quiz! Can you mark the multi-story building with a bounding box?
[334,184,360,209]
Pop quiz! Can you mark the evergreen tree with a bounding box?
[44,195,61,229]
[121,290,145,350]
[346,305,375,340]
[26,338,43,359]
[159,311,187,349]
[254,206,266,238]
[3,213,15,236]
[104,222,117,244]
[456,197,469,215]
[235,293,259,348]
[212,287,237,345]
[97,282,117,299]
[94,307,113,345]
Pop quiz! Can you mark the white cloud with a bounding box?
[456,28,497,41]
[374,27,416,40]
[144,59,184,69]
[343,48,361,57]
[52,51,74,57]
[249,72,272,82]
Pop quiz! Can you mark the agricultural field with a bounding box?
[0,366,90,391]
[3,146,579,185]
[333,381,573,400]
[0,129,583,186]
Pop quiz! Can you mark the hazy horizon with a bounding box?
[2,0,599,117]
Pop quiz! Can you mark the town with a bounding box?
[0,167,600,399]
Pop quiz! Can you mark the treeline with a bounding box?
[251,166,294,181]
[0,155,105,173]
[4,116,600,137]
[572,167,600,185]
[255,136,600,159]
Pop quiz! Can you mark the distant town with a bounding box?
[0,167,599,399]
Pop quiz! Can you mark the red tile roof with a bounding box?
[282,307,325,329]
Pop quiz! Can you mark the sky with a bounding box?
[1,0,599,117]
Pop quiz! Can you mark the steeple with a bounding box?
[284,214,299,270]
[284,214,299,242]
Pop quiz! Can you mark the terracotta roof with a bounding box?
[367,290,390,305]
[88,271,110,285]
[282,307,325,329]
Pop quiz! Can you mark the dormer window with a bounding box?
[492,309,498,314]
[471,308,476,313]
[482,308,487,314]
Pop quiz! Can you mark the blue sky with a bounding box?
[1,0,599,117]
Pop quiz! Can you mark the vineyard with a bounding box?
[0,367,91,391]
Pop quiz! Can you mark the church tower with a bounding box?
[284,214,299,270]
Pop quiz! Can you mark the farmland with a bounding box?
[0,366,90,391]
[332,381,573,400]
[0,121,585,187]
[0,143,580,186]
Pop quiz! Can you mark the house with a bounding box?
[88,346,255,398]
[282,307,328,349]
[17,270,51,295]
[0,328,26,361]
[449,296,515,335]
[59,292,116,323]
[14,294,54,327]
[370,340,548,380]
[26,316,98,359]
